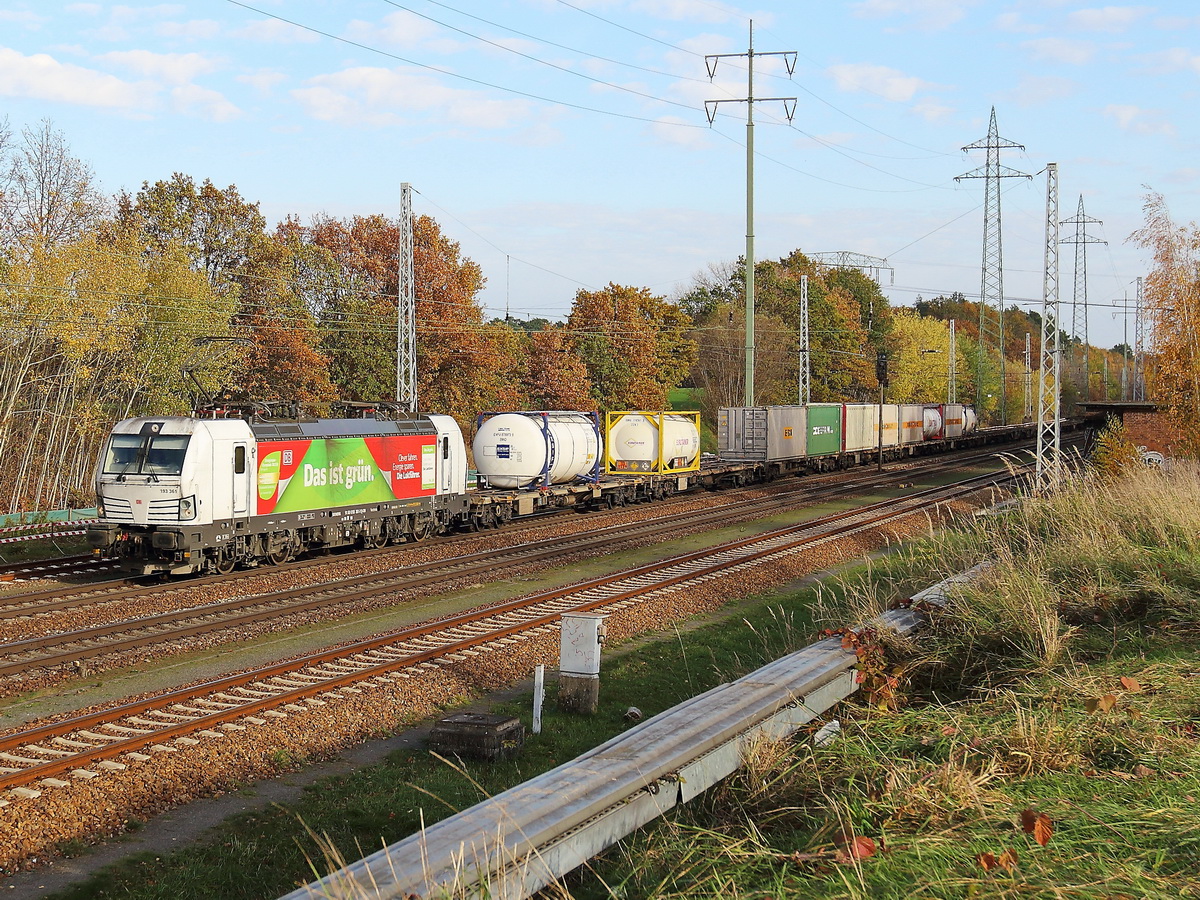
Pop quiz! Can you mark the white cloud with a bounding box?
[630,0,743,24]
[154,19,222,40]
[1022,37,1096,65]
[66,3,102,14]
[97,49,219,85]
[238,69,287,96]
[1005,74,1079,107]
[0,47,152,108]
[110,4,184,24]
[827,63,930,102]
[1103,103,1176,136]
[911,99,954,121]
[171,84,240,122]
[0,10,47,27]
[344,11,441,48]
[1154,15,1200,29]
[1138,47,1200,75]
[1067,6,1149,32]
[292,66,535,130]
[851,0,976,29]
[994,11,1041,33]
[233,18,319,44]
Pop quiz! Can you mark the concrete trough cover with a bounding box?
[428,712,525,762]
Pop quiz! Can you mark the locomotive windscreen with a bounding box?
[102,433,191,476]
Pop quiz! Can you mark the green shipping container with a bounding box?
[805,403,842,457]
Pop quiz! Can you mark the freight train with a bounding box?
[86,401,1007,576]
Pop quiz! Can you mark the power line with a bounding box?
[223,0,706,128]
[378,0,701,113]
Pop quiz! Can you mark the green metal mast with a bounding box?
[705,23,796,407]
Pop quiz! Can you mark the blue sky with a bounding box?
[1,1,1196,349]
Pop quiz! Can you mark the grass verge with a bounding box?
[570,463,1200,899]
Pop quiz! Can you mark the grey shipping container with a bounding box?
[718,406,809,461]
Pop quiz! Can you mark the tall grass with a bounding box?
[820,463,1200,692]
[573,463,1200,899]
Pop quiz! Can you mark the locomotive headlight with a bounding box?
[179,496,196,520]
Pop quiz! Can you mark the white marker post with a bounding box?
[532,664,545,735]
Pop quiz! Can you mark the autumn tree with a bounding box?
[128,176,337,407]
[522,326,594,410]
[0,226,232,512]
[0,119,108,250]
[567,283,696,412]
[301,213,523,426]
[678,252,880,415]
[1132,190,1200,454]
[128,174,266,290]
[688,305,795,421]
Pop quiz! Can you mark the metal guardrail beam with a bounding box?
[282,569,982,900]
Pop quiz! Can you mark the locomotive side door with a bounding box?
[232,443,250,518]
[439,434,454,494]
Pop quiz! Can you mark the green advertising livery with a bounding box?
[257,434,437,515]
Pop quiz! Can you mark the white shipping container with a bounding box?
[473,412,600,489]
[843,404,900,453]
[899,404,926,445]
[942,403,967,439]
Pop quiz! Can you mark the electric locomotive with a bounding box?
[87,411,469,575]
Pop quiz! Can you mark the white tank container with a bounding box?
[608,413,700,472]
[473,412,600,489]
[962,407,978,434]
[923,406,944,440]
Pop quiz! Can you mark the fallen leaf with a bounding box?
[1020,808,1037,833]
[1087,693,1118,714]
[1120,676,1143,693]
[835,835,877,861]
[1033,814,1053,847]
[997,848,1019,871]
[976,852,998,871]
[941,725,958,736]
[1134,764,1155,778]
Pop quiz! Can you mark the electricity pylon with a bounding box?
[1036,163,1062,489]
[956,108,1030,424]
[397,183,417,412]
[1060,195,1106,401]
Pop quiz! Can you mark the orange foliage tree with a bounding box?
[301,213,523,426]
[1132,191,1200,455]
[566,283,696,412]
[522,326,595,410]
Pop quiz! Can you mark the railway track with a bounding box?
[0,467,1014,799]
[0,451,1013,682]
[0,554,118,584]
[0,440,1027,617]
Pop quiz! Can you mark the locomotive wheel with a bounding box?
[410,514,433,542]
[267,545,289,565]
[213,548,236,575]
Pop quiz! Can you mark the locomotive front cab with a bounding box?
[89,417,254,574]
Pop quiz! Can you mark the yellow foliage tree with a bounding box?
[1131,191,1200,456]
